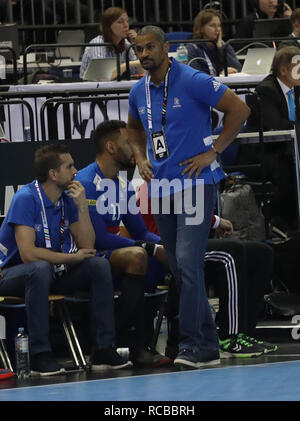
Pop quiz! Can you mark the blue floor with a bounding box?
[0,360,300,401]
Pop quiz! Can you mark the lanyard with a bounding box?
[35,180,65,251]
[145,66,170,133]
[203,50,216,76]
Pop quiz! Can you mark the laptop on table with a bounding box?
[231,48,276,76]
[82,58,118,82]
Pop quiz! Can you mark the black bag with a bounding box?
[265,291,300,317]
[220,175,266,241]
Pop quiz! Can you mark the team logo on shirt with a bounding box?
[212,80,221,92]
[93,174,102,191]
[172,97,181,108]
[34,224,42,232]
[138,106,146,115]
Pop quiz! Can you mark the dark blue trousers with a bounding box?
[154,184,219,353]
[0,256,115,354]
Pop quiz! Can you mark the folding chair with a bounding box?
[0,295,87,371]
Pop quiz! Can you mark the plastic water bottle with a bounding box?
[116,348,129,359]
[15,327,30,379]
[0,54,6,80]
[23,126,31,142]
[176,43,188,64]
[210,304,216,322]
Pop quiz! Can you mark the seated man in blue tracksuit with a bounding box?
[76,120,171,368]
[0,143,130,375]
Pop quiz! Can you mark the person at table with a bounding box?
[278,8,300,50]
[247,45,300,131]
[244,46,300,232]
[80,6,143,80]
[187,9,242,76]
[236,0,292,39]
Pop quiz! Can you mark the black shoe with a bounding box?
[174,348,220,369]
[129,347,172,368]
[239,333,278,354]
[30,352,65,376]
[219,335,263,358]
[165,344,179,360]
[91,348,132,371]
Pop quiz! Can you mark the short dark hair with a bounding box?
[137,25,166,43]
[93,120,126,154]
[34,143,70,183]
[271,45,300,77]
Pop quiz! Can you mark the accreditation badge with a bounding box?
[151,131,169,160]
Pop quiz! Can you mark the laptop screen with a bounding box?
[253,18,292,38]
[55,30,84,62]
[241,48,276,75]
[0,24,19,61]
[83,58,118,81]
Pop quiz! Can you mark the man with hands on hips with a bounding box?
[0,143,130,376]
[127,25,250,369]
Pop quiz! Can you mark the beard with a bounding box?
[118,160,136,171]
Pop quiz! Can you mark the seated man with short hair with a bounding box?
[0,143,130,375]
[245,45,300,231]
[76,120,171,368]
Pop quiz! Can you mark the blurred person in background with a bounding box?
[236,0,292,39]
[278,8,300,49]
[187,9,242,76]
[80,6,143,80]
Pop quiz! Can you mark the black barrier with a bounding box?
[0,85,132,141]
[0,98,35,142]
[23,42,122,84]
[216,88,272,239]
[40,94,129,141]
[0,80,265,142]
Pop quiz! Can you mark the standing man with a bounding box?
[0,143,130,375]
[127,25,250,369]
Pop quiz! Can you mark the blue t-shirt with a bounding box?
[0,181,78,268]
[128,58,227,196]
[76,161,159,253]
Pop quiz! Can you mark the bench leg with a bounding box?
[55,301,87,370]
[0,339,13,371]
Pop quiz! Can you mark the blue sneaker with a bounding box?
[174,348,220,369]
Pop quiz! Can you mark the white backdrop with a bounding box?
[7,80,136,142]
[5,75,265,142]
